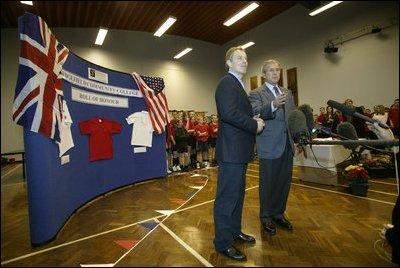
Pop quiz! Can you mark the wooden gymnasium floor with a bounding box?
[1,159,398,267]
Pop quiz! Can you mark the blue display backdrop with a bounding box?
[14,13,167,245]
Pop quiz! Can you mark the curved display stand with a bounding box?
[23,52,166,246]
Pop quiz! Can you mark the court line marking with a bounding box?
[2,176,209,267]
[1,164,21,180]
[157,220,213,267]
[2,170,396,265]
[112,176,209,266]
[369,180,397,186]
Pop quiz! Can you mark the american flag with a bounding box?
[12,12,69,141]
[132,72,170,134]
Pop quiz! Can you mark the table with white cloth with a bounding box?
[293,139,351,186]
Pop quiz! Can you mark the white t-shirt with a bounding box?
[126,111,154,147]
[57,100,75,157]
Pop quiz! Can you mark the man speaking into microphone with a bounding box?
[248,59,296,236]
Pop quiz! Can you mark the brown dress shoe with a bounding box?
[262,221,276,235]
[219,246,247,261]
[274,217,293,230]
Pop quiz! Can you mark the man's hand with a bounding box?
[272,93,287,109]
[367,122,398,153]
[366,122,392,140]
[379,223,394,241]
[255,118,265,134]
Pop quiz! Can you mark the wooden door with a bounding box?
[287,67,299,106]
[250,76,258,90]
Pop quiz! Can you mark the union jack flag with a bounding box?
[12,12,69,141]
[132,72,170,134]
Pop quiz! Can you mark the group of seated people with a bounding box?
[314,98,399,139]
[165,110,218,173]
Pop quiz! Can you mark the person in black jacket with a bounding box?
[370,122,399,265]
[323,105,340,134]
[213,46,264,261]
[385,196,399,265]
[174,119,190,171]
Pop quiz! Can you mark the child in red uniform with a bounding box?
[185,110,198,169]
[166,118,176,174]
[208,114,218,166]
[195,116,210,168]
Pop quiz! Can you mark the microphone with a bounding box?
[288,109,309,145]
[298,103,340,139]
[288,109,310,158]
[298,104,314,134]
[313,124,339,138]
[337,122,359,150]
[316,121,397,154]
[327,99,389,129]
[310,139,399,147]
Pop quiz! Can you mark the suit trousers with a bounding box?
[213,162,247,251]
[259,138,293,224]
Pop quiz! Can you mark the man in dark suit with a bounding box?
[213,46,264,261]
[370,122,399,265]
[248,59,296,236]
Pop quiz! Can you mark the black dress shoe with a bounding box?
[262,221,276,235]
[234,232,256,243]
[219,246,247,261]
[274,218,293,230]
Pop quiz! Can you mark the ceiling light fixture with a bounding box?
[241,41,255,49]
[324,23,388,53]
[223,2,260,27]
[154,16,177,37]
[309,1,343,16]
[95,28,108,45]
[324,43,338,53]
[173,48,192,59]
[20,1,33,6]
[371,26,382,34]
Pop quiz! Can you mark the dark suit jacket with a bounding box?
[215,73,257,163]
[386,195,399,264]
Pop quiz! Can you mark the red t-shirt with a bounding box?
[209,122,218,138]
[389,107,399,128]
[195,123,209,142]
[79,118,122,161]
[185,119,196,136]
[166,122,175,149]
[317,113,325,124]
